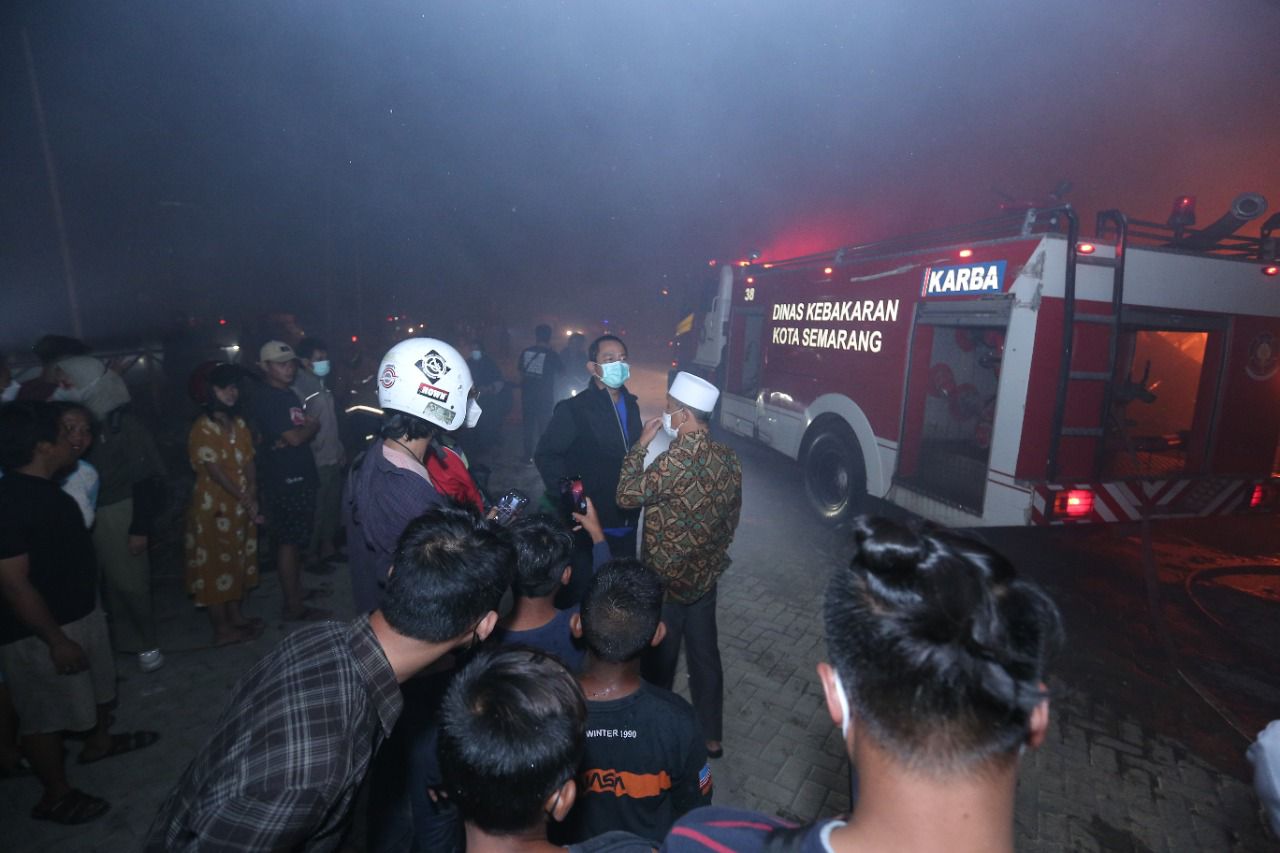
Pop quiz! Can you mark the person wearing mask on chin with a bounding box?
[616,372,741,761]
[292,338,346,573]
[534,334,641,607]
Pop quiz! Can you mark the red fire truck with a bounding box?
[679,195,1280,526]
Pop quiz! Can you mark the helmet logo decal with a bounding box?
[425,401,456,425]
[417,383,449,402]
[416,351,451,383]
[380,365,398,388]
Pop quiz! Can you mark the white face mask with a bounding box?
[661,408,684,439]
[311,359,331,378]
[465,398,482,428]
[833,670,853,741]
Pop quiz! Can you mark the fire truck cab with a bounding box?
[685,195,1280,526]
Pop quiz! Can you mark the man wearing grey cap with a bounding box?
[616,371,741,759]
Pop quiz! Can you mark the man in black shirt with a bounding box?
[248,341,325,621]
[0,402,158,824]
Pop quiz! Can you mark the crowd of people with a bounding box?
[0,327,1075,852]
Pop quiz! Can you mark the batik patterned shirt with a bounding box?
[616,430,742,604]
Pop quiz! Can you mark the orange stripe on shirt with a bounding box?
[580,768,672,798]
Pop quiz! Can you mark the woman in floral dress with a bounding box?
[185,364,263,645]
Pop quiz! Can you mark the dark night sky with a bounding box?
[3,0,1279,351]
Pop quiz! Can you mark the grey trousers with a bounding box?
[310,463,343,557]
[642,584,724,742]
[93,498,157,652]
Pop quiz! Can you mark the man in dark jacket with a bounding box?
[534,335,641,607]
[517,324,562,460]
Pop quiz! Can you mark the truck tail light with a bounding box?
[1052,489,1094,518]
[1264,265,1279,277]
[958,248,974,258]
[1077,242,1096,255]
[1249,483,1276,509]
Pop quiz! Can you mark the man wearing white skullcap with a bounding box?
[616,372,741,759]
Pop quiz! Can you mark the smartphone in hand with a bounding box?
[494,489,530,525]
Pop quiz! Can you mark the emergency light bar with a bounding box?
[1052,489,1094,519]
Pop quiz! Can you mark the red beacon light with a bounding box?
[958,248,974,259]
[1077,242,1096,255]
[823,266,833,276]
[1052,489,1094,519]
[1168,195,1197,228]
[1264,265,1279,277]
[218,318,228,326]
[350,335,359,343]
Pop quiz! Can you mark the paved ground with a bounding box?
[3,359,1278,850]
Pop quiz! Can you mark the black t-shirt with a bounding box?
[0,473,98,644]
[247,383,317,489]
[561,682,713,844]
[519,345,562,404]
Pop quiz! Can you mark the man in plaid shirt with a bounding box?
[144,506,515,851]
[616,372,741,761]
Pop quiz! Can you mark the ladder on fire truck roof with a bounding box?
[1046,207,1128,481]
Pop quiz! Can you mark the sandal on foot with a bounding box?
[283,606,332,622]
[77,730,160,765]
[31,789,110,824]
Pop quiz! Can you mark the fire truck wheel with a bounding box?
[802,425,866,524]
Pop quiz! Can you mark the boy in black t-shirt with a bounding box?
[563,559,712,843]
[248,341,326,622]
[439,647,651,853]
[0,402,158,824]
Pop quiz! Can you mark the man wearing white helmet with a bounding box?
[345,338,480,615]
[616,372,741,760]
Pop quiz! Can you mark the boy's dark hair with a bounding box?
[579,558,663,663]
[296,337,328,360]
[535,324,552,343]
[825,516,1064,774]
[509,515,573,598]
[32,335,89,366]
[382,506,516,642]
[52,401,95,427]
[587,334,627,364]
[380,410,436,442]
[439,647,586,835]
[0,401,62,471]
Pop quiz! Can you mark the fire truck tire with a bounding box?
[802,425,866,524]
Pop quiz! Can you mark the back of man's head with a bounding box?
[382,506,516,643]
[33,335,89,366]
[825,516,1063,774]
[535,324,553,343]
[580,558,663,663]
[509,515,573,598]
[439,647,587,835]
[0,401,61,472]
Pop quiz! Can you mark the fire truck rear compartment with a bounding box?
[896,318,1006,515]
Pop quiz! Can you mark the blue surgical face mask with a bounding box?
[312,360,331,378]
[598,361,629,389]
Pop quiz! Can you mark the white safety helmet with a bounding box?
[377,338,475,431]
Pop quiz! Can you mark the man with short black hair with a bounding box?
[535,334,642,607]
[439,646,652,853]
[490,502,610,672]
[518,324,562,460]
[146,506,516,852]
[293,337,344,570]
[563,558,711,843]
[0,401,158,825]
